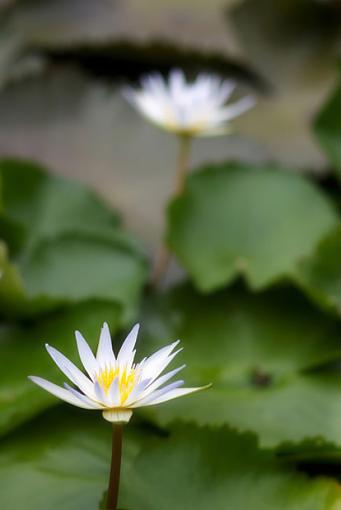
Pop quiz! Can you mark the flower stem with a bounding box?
[151,134,192,288]
[174,134,192,197]
[106,424,123,510]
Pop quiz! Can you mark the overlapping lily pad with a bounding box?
[294,226,341,316]
[0,159,121,247]
[0,300,121,436]
[167,163,338,292]
[0,160,147,320]
[138,284,341,447]
[0,407,340,510]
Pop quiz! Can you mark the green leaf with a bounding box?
[0,300,121,436]
[0,159,121,250]
[17,233,147,321]
[294,226,341,316]
[0,159,147,320]
[0,240,28,316]
[139,284,341,447]
[314,80,341,178]
[123,425,341,510]
[167,163,337,292]
[0,408,340,510]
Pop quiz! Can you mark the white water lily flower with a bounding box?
[29,323,208,424]
[123,69,255,137]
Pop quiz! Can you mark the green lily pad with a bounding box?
[0,160,147,321]
[0,240,28,315]
[17,233,147,321]
[167,163,338,292]
[138,284,341,447]
[0,158,121,250]
[0,407,340,510]
[294,226,341,316]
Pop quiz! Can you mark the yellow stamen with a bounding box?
[97,366,136,404]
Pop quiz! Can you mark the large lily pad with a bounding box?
[167,163,338,292]
[17,233,146,319]
[138,284,341,447]
[0,300,121,436]
[0,160,147,320]
[0,407,340,510]
[0,159,121,249]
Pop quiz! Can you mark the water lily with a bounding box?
[29,322,208,424]
[123,69,255,137]
[123,70,255,288]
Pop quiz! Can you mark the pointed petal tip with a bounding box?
[199,382,213,392]
[45,343,57,355]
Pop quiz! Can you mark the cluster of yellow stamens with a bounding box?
[97,366,137,404]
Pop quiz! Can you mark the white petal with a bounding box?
[124,378,153,406]
[217,95,255,123]
[45,344,94,397]
[133,385,210,408]
[142,365,186,398]
[141,340,180,381]
[108,377,121,407]
[131,380,184,408]
[169,69,186,98]
[75,330,98,380]
[133,95,170,127]
[63,383,103,409]
[144,348,183,384]
[215,80,236,104]
[117,323,139,365]
[28,376,97,409]
[96,322,115,366]
[94,381,111,406]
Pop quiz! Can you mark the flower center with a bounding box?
[97,366,136,404]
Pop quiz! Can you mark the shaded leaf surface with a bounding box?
[0,159,121,249]
[167,163,338,292]
[0,408,340,510]
[294,226,341,316]
[139,284,341,447]
[0,160,147,320]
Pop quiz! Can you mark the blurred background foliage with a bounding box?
[2,1,341,509]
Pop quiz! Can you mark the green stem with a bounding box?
[151,134,192,288]
[106,424,123,510]
[174,134,192,197]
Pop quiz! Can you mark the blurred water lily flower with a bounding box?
[123,69,255,137]
[29,323,208,424]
